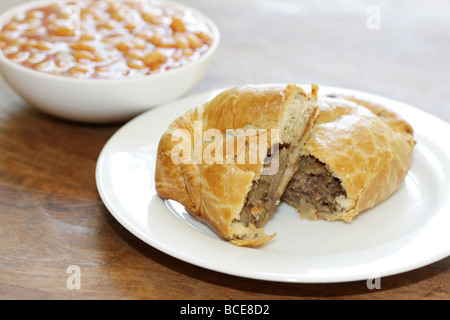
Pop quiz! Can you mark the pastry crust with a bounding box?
[155,84,319,246]
[283,96,416,221]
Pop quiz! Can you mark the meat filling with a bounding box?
[239,145,290,228]
[283,155,346,214]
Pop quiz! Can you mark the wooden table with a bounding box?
[1,0,449,300]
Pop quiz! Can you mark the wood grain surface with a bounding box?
[0,0,448,300]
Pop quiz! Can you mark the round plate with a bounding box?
[95,84,450,283]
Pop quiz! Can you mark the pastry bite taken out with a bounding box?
[282,96,416,222]
[155,84,320,247]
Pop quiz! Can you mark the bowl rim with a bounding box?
[0,0,220,84]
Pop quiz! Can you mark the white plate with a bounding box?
[96,85,450,283]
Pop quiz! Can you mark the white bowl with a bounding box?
[0,0,220,123]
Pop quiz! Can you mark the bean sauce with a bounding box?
[0,0,213,79]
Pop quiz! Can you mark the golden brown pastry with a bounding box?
[155,84,319,246]
[282,96,415,222]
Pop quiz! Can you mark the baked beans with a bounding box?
[0,0,213,79]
